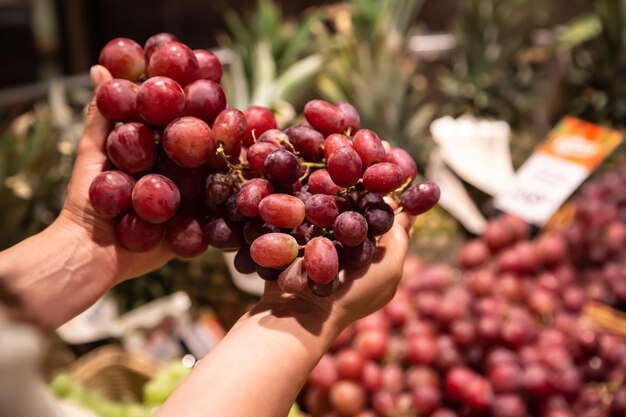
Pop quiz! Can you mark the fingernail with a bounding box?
[89,66,103,87]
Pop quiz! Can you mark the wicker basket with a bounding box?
[69,345,160,403]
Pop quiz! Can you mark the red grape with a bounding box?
[336,349,366,381]
[323,133,353,161]
[329,381,366,417]
[305,194,340,228]
[308,276,340,297]
[243,106,278,147]
[341,237,376,268]
[144,32,178,61]
[163,116,214,168]
[137,76,185,125]
[88,171,136,218]
[309,169,342,195]
[412,385,442,416]
[362,162,404,194]
[354,329,388,361]
[237,178,274,217]
[96,79,139,122]
[385,148,417,182]
[247,142,280,172]
[336,102,360,133]
[99,38,146,81]
[184,79,226,125]
[352,129,386,167]
[333,211,368,247]
[131,174,180,223]
[106,122,157,174]
[304,100,347,136]
[407,335,438,365]
[116,212,165,251]
[158,156,204,201]
[166,211,208,258]
[147,41,199,86]
[327,146,362,187]
[310,354,339,391]
[457,239,491,269]
[362,361,383,392]
[193,49,222,83]
[400,181,441,216]
[492,394,527,417]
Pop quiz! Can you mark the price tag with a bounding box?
[495,117,622,226]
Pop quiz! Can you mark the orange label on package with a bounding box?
[495,117,623,226]
[536,117,622,169]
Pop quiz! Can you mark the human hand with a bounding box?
[56,65,173,283]
[256,211,414,336]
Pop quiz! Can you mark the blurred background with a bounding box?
[3,1,626,416]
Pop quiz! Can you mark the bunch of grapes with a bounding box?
[301,209,626,417]
[89,33,440,297]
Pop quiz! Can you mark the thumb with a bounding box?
[77,65,113,159]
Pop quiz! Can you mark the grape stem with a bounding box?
[394,176,413,194]
[215,143,240,171]
[278,137,298,155]
[299,165,311,182]
[300,162,327,169]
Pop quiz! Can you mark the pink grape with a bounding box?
[323,133,353,161]
[304,237,339,284]
[308,169,342,195]
[106,122,157,174]
[96,79,139,122]
[99,38,145,81]
[166,212,208,258]
[278,258,307,293]
[363,162,404,194]
[353,129,386,167]
[243,106,278,147]
[184,79,226,125]
[147,41,199,86]
[237,178,274,217]
[327,146,362,187]
[163,116,214,168]
[385,148,417,181]
[333,211,368,247]
[137,76,185,125]
[304,100,347,136]
[309,354,338,391]
[305,194,340,228]
[250,232,299,268]
[131,174,180,223]
[116,212,164,251]
[144,32,178,61]
[400,181,441,216]
[257,129,287,147]
[193,49,222,83]
[258,194,305,228]
[88,171,136,218]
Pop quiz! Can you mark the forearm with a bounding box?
[155,300,341,417]
[0,221,115,330]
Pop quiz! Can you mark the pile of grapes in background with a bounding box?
[90,34,440,297]
[302,207,626,417]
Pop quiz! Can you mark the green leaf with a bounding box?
[275,54,323,104]
[250,41,277,107]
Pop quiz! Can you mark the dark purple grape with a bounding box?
[234,246,256,274]
[256,265,281,281]
[226,192,247,222]
[204,218,244,250]
[264,149,300,186]
[364,202,394,236]
[308,276,340,297]
[284,125,324,161]
[341,237,376,268]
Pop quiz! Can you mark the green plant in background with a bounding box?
[438,0,554,130]
[311,0,435,169]
[218,0,323,124]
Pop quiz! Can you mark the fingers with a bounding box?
[76,66,113,163]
